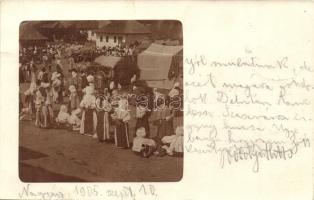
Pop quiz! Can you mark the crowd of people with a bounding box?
[19,41,141,83]
[94,43,136,57]
[19,42,184,158]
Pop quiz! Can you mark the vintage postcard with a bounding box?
[0,1,313,200]
[18,20,183,182]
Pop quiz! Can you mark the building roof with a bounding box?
[95,20,151,34]
[20,22,48,41]
[40,21,75,29]
[98,21,112,29]
[75,20,112,30]
[76,21,99,30]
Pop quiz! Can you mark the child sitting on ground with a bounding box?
[161,126,184,156]
[132,127,156,158]
[68,108,82,131]
[55,105,70,128]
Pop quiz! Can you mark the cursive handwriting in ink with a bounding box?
[19,184,64,200]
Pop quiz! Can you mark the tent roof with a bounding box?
[69,21,112,30]
[20,22,48,41]
[155,39,181,46]
[133,42,151,55]
[140,43,182,56]
[94,56,122,68]
[95,20,151,34]
[137,43,183,89]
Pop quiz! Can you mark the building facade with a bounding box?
[94,21,151,48]
[94,33,150,48]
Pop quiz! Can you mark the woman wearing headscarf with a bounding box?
[79,85,97,136]
[134,102,150,138]
[56,65,64,103]
[111,95,131,148]
[36,82,54,128]
[95,89,112,142]
[155,96,174,138]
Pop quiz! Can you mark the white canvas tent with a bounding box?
[137,43,183,89]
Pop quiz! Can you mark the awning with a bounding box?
[94,56,122,68]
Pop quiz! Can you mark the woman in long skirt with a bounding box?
[134,104,150,138]
[51,72,62,103]
[79,86,97,136]
[35,86,45,127]
[57,67,64,104]
[112,98,130,148]
[155,96,174,138]
[41,83,54,128]
[96,96,111,142]
[35,83,54,128]
[68,85,80,113]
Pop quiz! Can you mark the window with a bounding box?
[114,36,117,43]
[100,36,103,42]
[106,36,109,42]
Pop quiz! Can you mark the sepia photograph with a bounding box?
[19,20,183,182]
[1,1,313,199]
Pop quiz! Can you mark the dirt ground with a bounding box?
[19,118,183,182]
